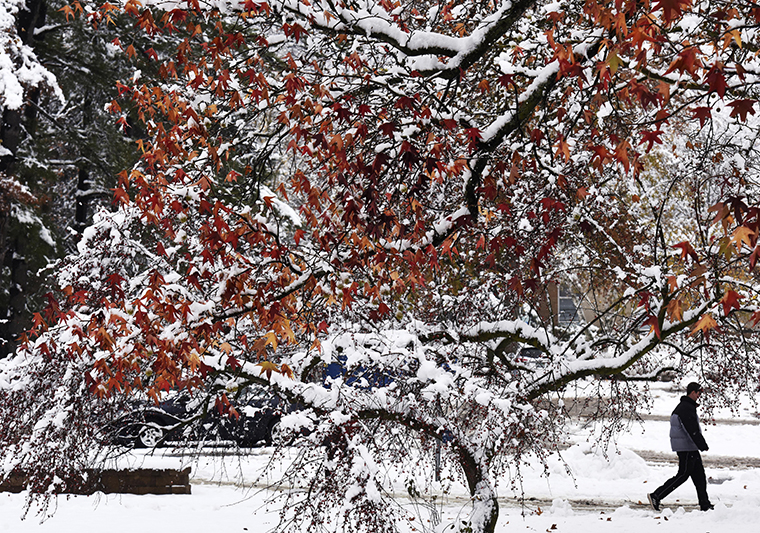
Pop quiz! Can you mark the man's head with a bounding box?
[687,381,704,400]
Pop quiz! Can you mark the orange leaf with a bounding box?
[732,226,755,251]
[666,299,684,322]
[555,137,571,162]
[280,363,294,379]
[219,341,233,355]
[59,4,74,20]
[257,360,280,379]
[690,314,718,337]
[722,29,742,50]
[113,187,130,205]
[188,352,201,372]
[252,331,278,354]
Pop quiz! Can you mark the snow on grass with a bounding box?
[3,383,760,532]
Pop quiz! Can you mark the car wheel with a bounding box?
[136,425,165,448]
[267,419,291,447]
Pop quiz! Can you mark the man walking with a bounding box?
[648,382,714,511]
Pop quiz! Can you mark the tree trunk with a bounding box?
[459,447,499,533]
[0,233,29,358]
[74,167,90,234]
[0,0,47,357]
[0,110,23,172]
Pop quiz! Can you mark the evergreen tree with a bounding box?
[0,0,160,356]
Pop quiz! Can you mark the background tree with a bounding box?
[0,0,58,357]
[0,0,173,357]
[3,1,760,532]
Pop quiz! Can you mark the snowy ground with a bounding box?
[2,381,760,533]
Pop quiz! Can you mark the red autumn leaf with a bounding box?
[629,79,659,109]
[638,291,653,312]
[639,129,664,151]
[379,122,396,137]
[706,63,727,98]
[464,128,482,143]
[720,290,743,316]
[280,363,294,379]
[692,107,712,128]
[665,47,702,77]
[282,22,307,42]
[440,118,458,130]
[727,99,757,122]
[614,138,631,171]
[654,0,693,25]
[498,74,514,88]
[112,187,130,205]
[751,246,760,269]
[508,276,523,296]
[642,314,661,339]
[672,241,699,262]
[394,96,415,111]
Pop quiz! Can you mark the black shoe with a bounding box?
[647,493,661,511]
[701,503,714,511]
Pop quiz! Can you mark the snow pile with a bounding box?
[560,443,650,481]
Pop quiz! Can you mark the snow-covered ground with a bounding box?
[2,381,759,533]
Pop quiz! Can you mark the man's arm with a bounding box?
[677,405,708,451]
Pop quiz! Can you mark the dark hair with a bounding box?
[687,382,703,394]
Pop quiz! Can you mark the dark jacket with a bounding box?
[669,395,708,452]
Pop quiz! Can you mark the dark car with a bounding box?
[108,387,290,448]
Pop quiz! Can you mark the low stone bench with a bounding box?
[0,467,191,495]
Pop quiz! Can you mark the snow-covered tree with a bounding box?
[0,0,179,356]
[4,1,760,532]
[0,0,59,355]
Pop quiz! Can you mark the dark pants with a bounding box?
[653,451,711,509]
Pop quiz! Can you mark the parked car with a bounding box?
[108,387,292,448]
